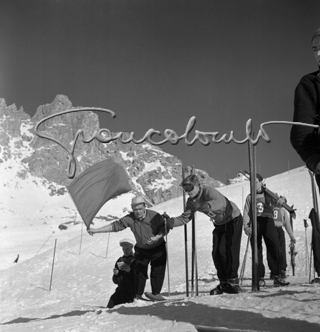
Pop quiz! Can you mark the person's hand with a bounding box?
[87,228,95,236]
[244,225,252,236]
[315,162,320,174]
[146,234,162,245]
[121,265,131,273]
[290,238,296,249]
[202,203,211,213]
[162,212,170,220]
[113,268,119,275]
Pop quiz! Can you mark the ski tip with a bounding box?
[144,292,166,301]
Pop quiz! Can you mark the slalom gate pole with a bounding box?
[36,232,54,256]
[164,214,171,296]
[191,166,199,296]
[106,232,111,259]
[182,166,189,297]
[49,239,57,291]
[304,219,309,276]
[289,213,295,276]
[308,170,319,282]
[248,140,259,291]
[309,244,313,283]
[239,235,251,286]
[79,221,83,255]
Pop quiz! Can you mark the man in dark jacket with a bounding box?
[107,238,135,308]
[290,27,320,190]
[166,174,243,295]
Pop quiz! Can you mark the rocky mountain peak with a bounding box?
[0,95,223,205]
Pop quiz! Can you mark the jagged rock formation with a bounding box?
[0,95,223,205]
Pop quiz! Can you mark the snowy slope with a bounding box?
[1,166,320,332]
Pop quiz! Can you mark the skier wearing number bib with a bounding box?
[242,174,290,287]
[267,207,296,280]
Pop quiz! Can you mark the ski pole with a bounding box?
[240,235,251,286]
[164,211,170,296]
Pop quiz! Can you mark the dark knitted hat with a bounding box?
[256,173,264,182]
[180,174,200,187]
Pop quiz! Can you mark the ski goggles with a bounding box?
[182,183,194,193]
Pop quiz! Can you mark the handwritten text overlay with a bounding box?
[34,107,319,178]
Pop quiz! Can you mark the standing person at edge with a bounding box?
[165,174,243,295]
[267,207,296,280]
[88,196,169,301]
[242,174,290,287]
[290,27,320,191]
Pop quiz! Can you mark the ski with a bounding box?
[144,292,167,302]
[239,170,296,219]
[289,213,297,276]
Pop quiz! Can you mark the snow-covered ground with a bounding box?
[1,166,320,332]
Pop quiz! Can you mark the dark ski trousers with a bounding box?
[251,216,283,278]
[267,226,286,273]
[309,208,320,276]
[107,274,135,308]
[134,241,167,296]
[212,214,243,282]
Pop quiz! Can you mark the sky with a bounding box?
[1,0,320,182]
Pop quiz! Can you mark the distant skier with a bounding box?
[267,207,296,279]
[165,174,243,295]
[107,239,135,309]
[88,196,169,301]
[243,174,290,287]
[14,254,19,263]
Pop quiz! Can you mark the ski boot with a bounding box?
[210,281,228,295]
[259,278,266,287]
[223,278,241,294]
[273,275,290,287]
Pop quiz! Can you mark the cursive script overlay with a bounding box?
[34,107,319,178]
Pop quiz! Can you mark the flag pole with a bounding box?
[182,166,189,297]
[248,140,259,291]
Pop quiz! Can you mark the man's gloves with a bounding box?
[312,161,320,174]
[162,212,174,229]
[201,203,211,214]
[244,225,252,236]
[146,234,162,245]
[117,261,131,272]
[290,238,296,249]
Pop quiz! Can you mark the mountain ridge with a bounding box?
[0,95,223,207]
